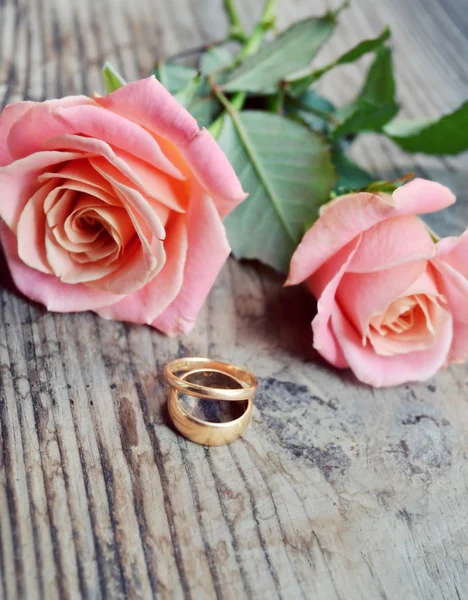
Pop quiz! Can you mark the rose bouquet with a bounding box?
[0,0,467,386]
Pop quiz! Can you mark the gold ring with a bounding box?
[167,368,253,446]
[164,357,257,401]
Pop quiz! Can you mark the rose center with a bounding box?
[366,294,442,356]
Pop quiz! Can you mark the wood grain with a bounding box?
[1,0,468,598]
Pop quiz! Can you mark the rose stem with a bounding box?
[208,0,278,139]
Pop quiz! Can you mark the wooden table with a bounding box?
[1,0,467,598]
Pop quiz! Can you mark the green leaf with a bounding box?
[102,62,126,94]
[222,14,337,94]
[383,101,468,155]
[152,62,198,94]
[174,75,201,108]
[200,47,233,74]
[332,26,391,67]
[189,96,222,128]
[365,174,414,194]
[334,101,399,138]
[333,45,398,138]
[287,26,391,97]
[287,90,336,133]
[196,47,233,97]
[331,150,373,193]
[218,111,336,272]
[360,45,395,105]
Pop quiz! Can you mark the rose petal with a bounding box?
[336,261,427,338]
[368,296,443,356]
[0,101,36,166]
[348,215,435,273]
[432,260,468,363]
[87,235,164,294]
[178,128,248,218]
[46,188,77,227]
[392,178,456,215]
[0,150,84,231]
[55,104,184,179]
[90,155,166,240]
[42,134,170,232]
[330,303,453,387]
[436,229,468,279]
[16,180,57,274]
[310,237,362,368]
[6,97,183,181]
[113,149,186,213]
[287,179,456,285]
[38,159,119,202]
[95,76,247,212]
[1,222,124,311]
[96,214,188,324]
[45,226,117,284]
[153,187,230,335]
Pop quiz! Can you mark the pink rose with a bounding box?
[0,76,246,335]
[287,179,468,387]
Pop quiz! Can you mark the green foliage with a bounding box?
[218,111,336,272]
[287,90,336,135]
[200,47,233,74]
[333,45,398,137]
[102,63,126,94]
[108,0,468,274]
[222,14,337,94]
[152,63,198,94]
[331,150,373,194]
[173,75,201,107]
[384,101,468,155]
[287,26,391,97]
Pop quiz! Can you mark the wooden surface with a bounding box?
[1,0,468,598]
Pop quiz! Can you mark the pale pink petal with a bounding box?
[38,159,118,201]
[336,261,427,337]
[348,215,435,273]
[0,101,36,166]
[436,229,468,279]
[16,180,56,273]
[0,223,124,311]
[6,97,94,159]
[90,155,166,241]
[157,132,247,219]
[399,268,441,297]
[287,179,456,285]
[96,76,200,146]
[0,150,83,231]
[57,199,134,255]
[432,260,468,363]
[87,236,164,294]
[368,297,444,356]
[55,104,183,179]
[96,215,188,324]
[309,237,361,368]
[46,188,77,227]
[152,187,230,335]
[1,97,91,165]
[43,134,172,229]
[113,149,186,212]
[330,303,453,387]
[392,178,456,215]
[178,128,248,218]
[95,76,246,212]
[44,227,117,284]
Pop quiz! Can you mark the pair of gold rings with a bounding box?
[164,357,257,446]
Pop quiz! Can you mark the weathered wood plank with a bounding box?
[0,0,467,598]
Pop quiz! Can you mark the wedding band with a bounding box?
[167,369,253,446]
[164,357,257,401]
